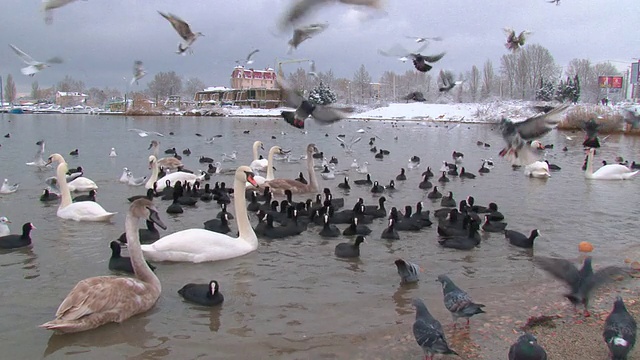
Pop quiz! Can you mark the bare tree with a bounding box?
[287,68,311,96]
[352,64,372,104]
[183,77,206,98]
[57,75,85,93]
[4,74,16,103]
[317,69,335,89]
[333,77,351,103]
[31,81,40,100]
[524,44,561,97]
[39,86,56,103]
[468,65,480,101]
[482,59,495,99]
[500,44,559,100]
[147,71,182,99]
[565,59,595,103]
[379,71,397,102]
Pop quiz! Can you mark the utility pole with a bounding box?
[0,75,3,107]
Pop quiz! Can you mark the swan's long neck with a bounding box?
[57,162,73,209]
[126,213,161,291]
[585,150,594,178]
[146,159,159,189]
[253,142,260,161]
[234,176,257,247]
[266,147,278,180]
[307,151,319,192]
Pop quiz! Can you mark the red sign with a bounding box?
[599,76,623,88]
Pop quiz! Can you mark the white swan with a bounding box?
[67,176,98,192]
[584,148,638,180]
[141,166,259,263]
[262,144,320,195]
[0,179,19,194]
[145,155,205,191]
[249,141,267,171]
[40,199,165,333]
[251,146,286,186]
[26,140,51,169]
[119,167,129,183]
[524,161,550,178]
[47,154,117,222]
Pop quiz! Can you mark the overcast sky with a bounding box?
[1,0,638,95]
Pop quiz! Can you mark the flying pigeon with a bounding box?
[236,49,260,65]
[9,44,63,77]
[378,42,429,63]
[582,118,601,148]
[42,0,79,24]
[436,275,485,327]
[288,23,328,53]
[438,70,461,92]
[547,0,560,5]
[534,256,626,317]
[603,296,637,360]
[620,108,640,130]
[411,52,446,73]
[403,91,426,102]
[130,61,146,86]
[504,28,532,52]
[412,298,458,360]
[498,103,570,165]
[395,259,420,284]
[277,78,354,129]
[279,0,383,30]
[405,35,443,43]
[508,333,548,360]
[158,11,204,55]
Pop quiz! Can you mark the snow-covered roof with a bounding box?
[203,86,232,92]
[56,91,87,97]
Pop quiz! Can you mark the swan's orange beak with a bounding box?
[247,174,258,187]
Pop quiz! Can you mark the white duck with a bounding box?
[524,161,551,178]
[251,146,286,186]
[0,217,11,237]
[119,167,129,183]
[47,154,116,222]
[145,155,204,191]
[249,141,267,172]
[0,179,19,194]
[148,140,183,171]
[141,166,259,263]
[26,140,51,169]
[584,148,638,180]
[40,199,165,333]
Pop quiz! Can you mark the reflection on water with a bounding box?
[0,114,639,359]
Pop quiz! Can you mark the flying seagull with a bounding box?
[534,256,626,317]
[158,11,204,55]
[42,0,79,24]
[9,44,62,77]
[498,103,570,165]
[277,78,354,129]
[279,0,383,30]
[504,28,532,52]
[128,129,165,138]
[288,23,328,53]
[236,49,260,65]
[405,35,443,43]
[438,70,462,92]
[411,51,446,73]
[130,61,146,86]
[378,42,429,63]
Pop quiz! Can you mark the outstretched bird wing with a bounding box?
[158,11,193,41]
[534,256,581,289]
[513,103,570,140]
[9,44,36,65]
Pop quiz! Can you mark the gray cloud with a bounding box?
[1,0,637,95]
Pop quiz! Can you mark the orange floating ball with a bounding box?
[578,241,594,253]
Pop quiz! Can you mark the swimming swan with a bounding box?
[251,145,288,186]
[141,166,259,263]
[262,144,319,195]
[584,148,638,180]
[145,155,205,191]
[249,141,267,171]
[46,154,116,222]
[524,161,551,178]
[40,199,166,333]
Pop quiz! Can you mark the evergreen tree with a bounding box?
[555,79,566,102]
[308,80,337,105]
[572,74,580,103]
[535,78,555,101]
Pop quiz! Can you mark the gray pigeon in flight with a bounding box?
[603,296,637,360]
[411,52,446,73]
[412,298,458,360]
[534,256,626,317]
[437,274,485,327]
[158,11,204,55]
[279,0,383,30]
[277,78,354,129]
[504,28,532,52]
[394,259,420,284]
[498,103,570,165]
[288,23,328,53]
[508,333,548,360]
[438,70,461,92]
